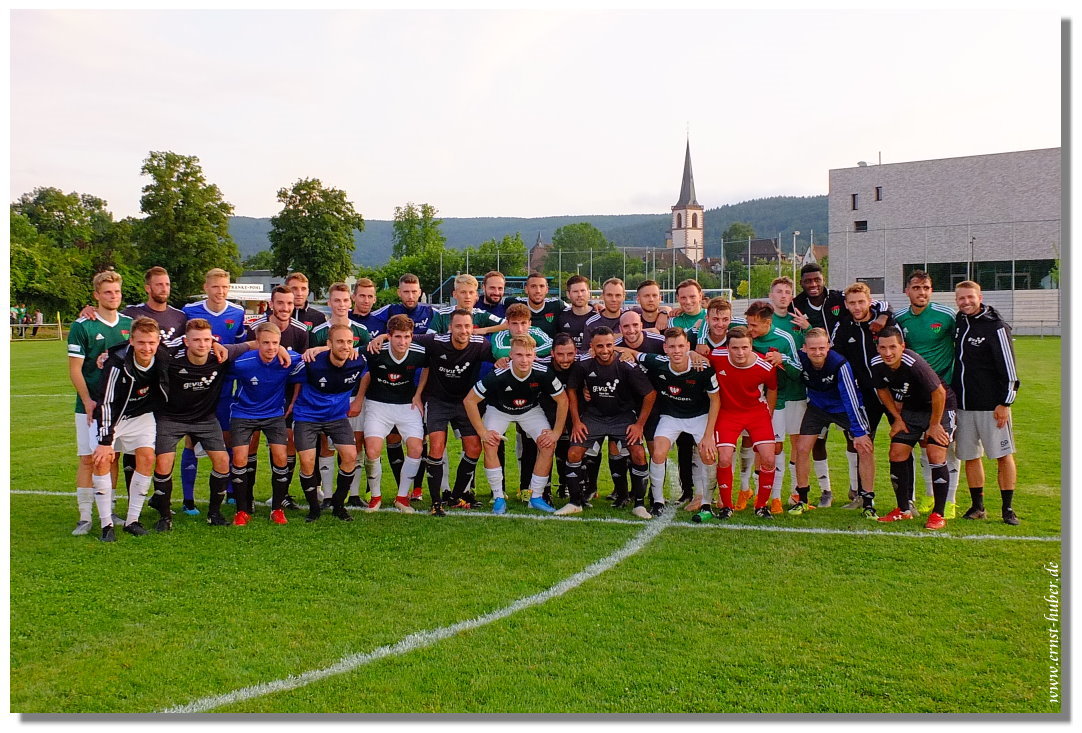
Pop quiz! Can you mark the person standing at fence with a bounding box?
[32,309,43,337]
[68,271,134,536]
[951,281,1021,526]
[895,270,963,518]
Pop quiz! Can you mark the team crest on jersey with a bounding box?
[669,386,682,395]
[121,329,130,336]
[137,386,149,396]
[305,322,314,330]
[225,320,235,328]
[931,322,943,333]
[831,305,841,316]
[389,373,402,381]
[545,313,554,322]
[512,398,528,407]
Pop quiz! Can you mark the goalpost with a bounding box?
[9,312,64,341]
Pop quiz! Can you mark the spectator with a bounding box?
[32,309,43,337]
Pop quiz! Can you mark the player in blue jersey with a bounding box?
[228,322,305,525]
[790,328,876,516]
[478,271,508,319]
[179,268,248,514]
[287,324,366,522]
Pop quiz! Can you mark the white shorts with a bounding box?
[363,399,424,442]
[654,414,709,446]
[772,399,808,441]
[954,409,1016,460]
[90,413,157,455]
[74,413,96,457]
[349,401,366,433]
[483,406,550,441]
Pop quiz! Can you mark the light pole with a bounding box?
[792,231,800,284]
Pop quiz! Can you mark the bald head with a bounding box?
[619,309,644,345]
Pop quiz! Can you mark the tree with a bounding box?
[267,178,365,296]
[136,151,241,303]
[461,234,528,277]
[8,212,90,317]
[243,249,277,270]
[11,187,114,250]
[392,202,445,259]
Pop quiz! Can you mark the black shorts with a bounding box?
[570,412,641,449]
[800,403,862,439]
[230,416,289,448]
[156,415,227,455]
[888,408,957,447]
[424,398,478,438]
[294,418,355,452]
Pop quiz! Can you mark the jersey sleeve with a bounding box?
[95,357,127,445]
[288,361,307,384]
[991,323,1020,406]
[837,361,869,438]
[546,371,565,397]
[706,372,719,393]
[763,362,778,392]
[624,360,654,397]
[911,355,942,396]
[67,320,88,359]
[534,329,553,357]
[413,333,436,349]
[231,313,247,344]
[472,370,497,400]
[288,350,305,375]
[476,310,504,327]
[426,310,447,334]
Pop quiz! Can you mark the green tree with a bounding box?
[136,151,240,303]
[268,178,365,296]
[243,249,277,270]
[392,202,445,259]
[8,212,89,317]
[461,234,528,277]
[11,187,114,250]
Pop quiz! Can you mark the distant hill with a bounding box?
[229,194,827,267]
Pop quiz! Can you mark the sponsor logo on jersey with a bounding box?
[529,382,539,388]
[95,333,105,340]
[967,336,986,346]
[512,398,528,407]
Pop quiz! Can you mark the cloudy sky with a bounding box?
[9,8,1063,221]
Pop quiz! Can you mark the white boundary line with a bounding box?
[13,489,1060,543]
[160,461,680,714]
[10,394,70,398]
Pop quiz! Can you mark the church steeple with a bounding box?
[674,138,699,208]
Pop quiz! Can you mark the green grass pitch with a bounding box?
[8,338,1063,714]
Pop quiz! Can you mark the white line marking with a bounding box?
[160,462,680,713]
[11,489,1059,542]
[10,394,70,398]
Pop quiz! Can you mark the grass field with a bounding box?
[8,337,1064,714]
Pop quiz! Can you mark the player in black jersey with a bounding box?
[464,334,568,514]
[871,330,957,530]
[355,314,428,514]
[583,278,629,345]
[89,318,168,541]
[615,310,667,358]
[632,279,670,333]
[557,275,596,352]
[412,309,496,515]
[149,319,287,528]
[562,328,655,514]
[543,333,578,501]
[287,272,327,334]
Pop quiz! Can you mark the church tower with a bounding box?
[670,139,704,262]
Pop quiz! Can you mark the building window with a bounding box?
[857,277,884,294]
[903,259,1058,291]
[692,213,698,228]
[854,220,868,232]
[851,193,859,210]
[875,186,882,201]
[676,213,683,229]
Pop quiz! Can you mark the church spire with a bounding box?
[674,138,699,207]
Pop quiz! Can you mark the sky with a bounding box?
[8,8,1064,222]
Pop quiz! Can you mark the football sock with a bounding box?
[771,449,786,500]
[349,460,362,498]
[152,473,172,517]
[649,461,666,503]
[270,464,290,510]
[717,464,734,509]
[813,458,831,493]
[1001,489,1015,513]
[284,453,297,490]
[441,453,451,494]
[947,453,961,503]
[930,462,949,515]
[739,445,755,491]
[246,455,258,510]
[566,460,586,506]
[92,473,113,529]
[125,471,151,525]
[755,468,775,509]
[969,486,985,511]
[452,455,478,500]
[555,441,570,494]
[398,456,422,498]
[76,487,94,523]
[425,456,445,504]
[365,457,382,498]
[230,465,248,513]
[608,454,629,500]
[387,440,405,485]
[796,485,810,504]
[208,470,229,516]
[180,447,198,502]
[629,461,649,505]
[920,449,935,497]
[529,473,548,499]
[677,433,694,494]
[788,461,798,493]
[300,471,321,519]
[414,448,428,491]
[318,454,335,497]
[333,467,357,507]
[122,453,136,492]
[586,452,602,497]
[846,449,860,496]
[889,458,914,511]
[518,437,537,495]
[486,466,505,499]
